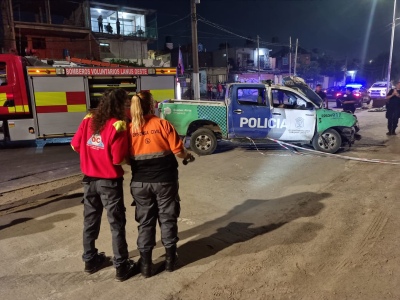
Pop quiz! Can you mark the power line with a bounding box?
[158,14,191,30]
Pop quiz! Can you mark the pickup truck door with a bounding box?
[268,88,316,141]
[229,85,270,138]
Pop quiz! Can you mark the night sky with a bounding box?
[113,0,398,62]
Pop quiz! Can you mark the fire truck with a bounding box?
[0,54,177,143]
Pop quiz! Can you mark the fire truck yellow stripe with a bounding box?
[8,105,29,113]
[67,104,87,112]
[35,92,67,106]
[27,68,57,75]
[155,68,176,75]
[0,92,6,106]
[150,89,174,102]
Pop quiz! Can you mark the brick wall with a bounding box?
[26,34,100,60]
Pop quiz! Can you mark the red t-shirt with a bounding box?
[71,114,129,179]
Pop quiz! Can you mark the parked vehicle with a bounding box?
[0,54,177,143]
[336,84,371,108]
[368,81,389,99]
[325,86,344,99]
[159,77,358,155]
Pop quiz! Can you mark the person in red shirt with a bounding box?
[129,91,194,278]
[71,89,135,282]
[217,82,223,100]
[207,81,213,100]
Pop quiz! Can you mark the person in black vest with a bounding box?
[385,81,400,135]
[339,87,356,114]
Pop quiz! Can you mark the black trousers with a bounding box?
[130,181,180,252]
[82,179,129,268]
[386,109,400,133]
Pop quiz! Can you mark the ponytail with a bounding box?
[130,91,154,133]
[130,95,145,132]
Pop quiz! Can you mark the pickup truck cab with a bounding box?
[159,77,358,155]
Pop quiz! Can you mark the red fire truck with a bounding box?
[0,54,176,143]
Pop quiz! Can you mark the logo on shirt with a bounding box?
[145,138,151,144]
[87,134,104,150]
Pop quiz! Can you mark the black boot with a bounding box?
[139,251,152,278]
[84,252,106,274]
[165,245,178,272]
[115,259,136,282]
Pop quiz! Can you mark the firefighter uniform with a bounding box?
[129,115,184,253]
[71,114,130,268]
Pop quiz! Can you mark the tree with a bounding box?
[297,61,321,81]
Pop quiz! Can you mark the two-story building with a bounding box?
[2,0,157,61]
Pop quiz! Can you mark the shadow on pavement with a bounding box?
[0,213,76,239]
[175,192,331,268]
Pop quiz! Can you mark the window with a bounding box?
[32,38,46,49]
[100,43,111,53]
[0,62,7,87]
[272,89,312,110]
[237,88,267,106]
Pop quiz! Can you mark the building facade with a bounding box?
[2,0,157,61]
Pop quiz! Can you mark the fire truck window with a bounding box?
[0,62,7,86]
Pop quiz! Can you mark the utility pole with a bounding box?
[387,0,397,90]
[257,35,260,82]
[226,41,229,82]
[46,0,52,24]
[293,38,298,76]
[191,0,200,100]
[289,36,292,77]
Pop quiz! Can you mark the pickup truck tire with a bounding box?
[312,129,342,153]
[190,128,217,155]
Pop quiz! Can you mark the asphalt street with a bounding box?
[1,108,399,299]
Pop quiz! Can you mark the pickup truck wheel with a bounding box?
[190,128,217,155]
[312,129,342,153]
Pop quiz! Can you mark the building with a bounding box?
[213,46,272,71]
[1,0,158,61]
[271,46,311,74]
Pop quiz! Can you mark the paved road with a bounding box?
[0,142,80,194]
[2,109,400,299]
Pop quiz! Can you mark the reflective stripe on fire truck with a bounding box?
[0,93,6,106]
[34,91,86,113]
[155,68,176,75]
[8,105,29,113]
[27,68,57,76]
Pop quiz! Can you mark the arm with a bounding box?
[164,121,194,160]
[386,89,395,101]
[111,121,129,165]
[71,122,84,153]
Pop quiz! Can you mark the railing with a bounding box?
[91,19,157,39]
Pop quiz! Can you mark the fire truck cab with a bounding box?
[0,54,176,143]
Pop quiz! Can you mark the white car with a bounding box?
[368,81,388,99]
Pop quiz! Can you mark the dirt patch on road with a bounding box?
[0,175,83,215]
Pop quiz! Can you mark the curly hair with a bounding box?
[90,88,128,134]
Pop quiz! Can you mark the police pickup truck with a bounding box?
[159,77,358,155]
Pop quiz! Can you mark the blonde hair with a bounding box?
[130,91,154,132]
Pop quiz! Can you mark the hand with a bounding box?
[183,152,195,165]
[185,152,195,161]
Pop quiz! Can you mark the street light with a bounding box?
[387,0,397,91]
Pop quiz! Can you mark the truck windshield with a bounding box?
[282,76,322,107]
